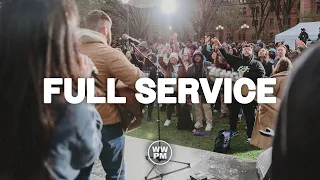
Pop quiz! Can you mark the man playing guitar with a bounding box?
[76,10,142,180]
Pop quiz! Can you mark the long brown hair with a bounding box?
[272,57,292,75]
[258,48,270,62]
[0,0,80,179]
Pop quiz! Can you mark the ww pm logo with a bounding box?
[147,140,172,165]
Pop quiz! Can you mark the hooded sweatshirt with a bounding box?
[269,48,277,60]
[187,51,213,97]
[219,48,265,84]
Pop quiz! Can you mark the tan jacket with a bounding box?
[77,28,142,125]
[251,71,289,149]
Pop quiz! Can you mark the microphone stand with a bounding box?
[127,42,191,180]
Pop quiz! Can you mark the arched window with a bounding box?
[243,7,247,15]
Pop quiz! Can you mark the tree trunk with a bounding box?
[283,13,290,31]
[199,26,206,41]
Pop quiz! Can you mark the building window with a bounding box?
[243,7,247,15]
[269,33,274,39]
[239,0,247,3]
[238,33,242,41]
[297,18,300,24]
[298,2,300,12]
[270,6,275,12]
[252,20,258,26]
[256,6,260,15]
[270,19,275,26]
[317,2,320,14]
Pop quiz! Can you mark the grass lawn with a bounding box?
[127,106,263,161]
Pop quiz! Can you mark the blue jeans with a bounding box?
[75,123,125,180]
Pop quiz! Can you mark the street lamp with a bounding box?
[169,26,172,43]
[216,25,224,41]
[241,24,249,41]
[121,0,130,35]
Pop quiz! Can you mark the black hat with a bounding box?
[301,28,306,31]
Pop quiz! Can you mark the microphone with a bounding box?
[122,34,140,44]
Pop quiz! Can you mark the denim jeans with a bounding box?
[75,123,125,180]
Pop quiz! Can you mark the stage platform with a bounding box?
[90,136,258,180]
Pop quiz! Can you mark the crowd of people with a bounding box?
[120,29,313,145]
[1,0,320,180]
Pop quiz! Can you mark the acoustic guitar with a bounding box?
[115,79,143,132]
[93,75,143,132]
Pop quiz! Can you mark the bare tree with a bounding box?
[215,5,243,42]
[76,0,151,39]
[102,0,151,39]
[247,0,272,40]
[189,0,224,40]
[270,0,298,32]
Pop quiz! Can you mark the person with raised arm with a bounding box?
[211,37,265,142]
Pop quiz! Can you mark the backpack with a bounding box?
[213,130,232,153]
[176,104,194,130]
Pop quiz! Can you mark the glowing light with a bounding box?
[161,0,177,14]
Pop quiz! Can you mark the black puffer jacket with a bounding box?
[219,48,265,84]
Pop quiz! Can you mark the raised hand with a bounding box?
[205,36,211,44]
[211,37,222,48]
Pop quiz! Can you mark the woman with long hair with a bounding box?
[159,52,180,126]
[0,0,102,179]
[257,48,274,77]
[251,57,292,149]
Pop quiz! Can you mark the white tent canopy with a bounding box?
[275,21,320,50]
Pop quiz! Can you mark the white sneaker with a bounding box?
[194,121,203,129]
[164,119,171,126]
[205,123,213,131]
[247,138,251,143]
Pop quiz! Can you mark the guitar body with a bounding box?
[115,84,143,132]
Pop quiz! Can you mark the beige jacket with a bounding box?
[251,71,289,149]
[77,28,142,125]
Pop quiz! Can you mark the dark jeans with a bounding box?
[75,123,125,180]
[166,91,179,120]
[214,93,221,111]
[229,100,256,138]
